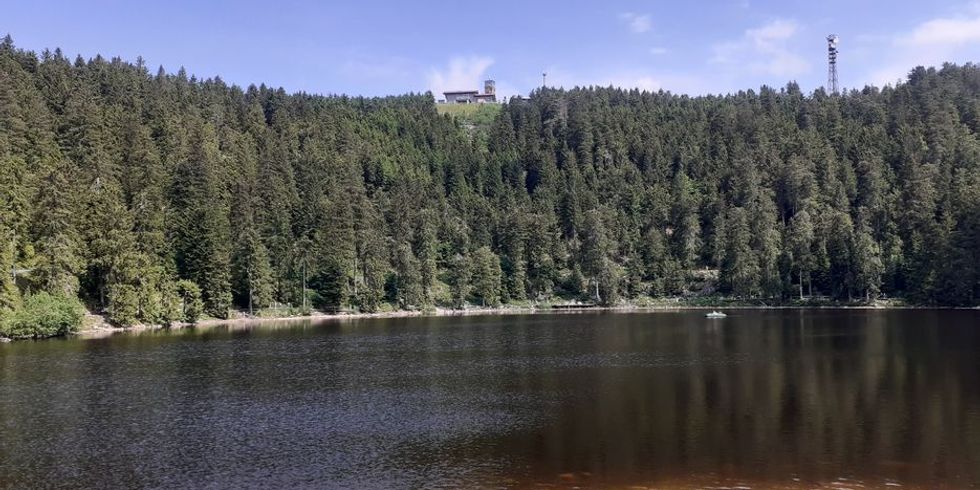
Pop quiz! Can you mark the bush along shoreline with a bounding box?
[0,292,85,340]
[2,292,965,342]
[1,284,204,342]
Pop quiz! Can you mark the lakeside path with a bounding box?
[72,302,979,339]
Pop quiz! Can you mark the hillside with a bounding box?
[436,102,502,129]
[1,36,978,329]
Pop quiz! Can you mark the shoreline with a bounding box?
[70,302,980,339]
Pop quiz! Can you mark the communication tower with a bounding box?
[827,34,839,94]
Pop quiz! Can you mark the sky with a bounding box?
[3,0,980,98]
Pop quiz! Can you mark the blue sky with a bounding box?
[3,0,980,98]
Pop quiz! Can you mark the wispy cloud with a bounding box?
[426,56,494,98]
[900,13,980,46]
[710,19,810,78]
[746,19,798,47]
[620,12,652,34]
[866,4,980,86]
[340,55,416,81]
[649,47,669,55]
[602,74,661,91]
[539,65,710,94]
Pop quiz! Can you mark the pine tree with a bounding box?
[172,122,233,318]
[788,210,815,299]
[392,243,423,308]
[670,170,701,269]
[352,200,388,313]
[32,162,84,297]
[80,179,137,309]
[525,210,559,300]
[579,209,620,304]
[721,207,760,297]
[447,252,472,309]
[414,211,439,306]
[499,210,528,302]
[471,246,502,307]
[826,211,855,299]
[291,237,314,312]
[233,226,274,314]
[851,208,884,301]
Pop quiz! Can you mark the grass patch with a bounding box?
[256,305,310,318]
[436,103,501,128]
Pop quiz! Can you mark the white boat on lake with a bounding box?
[705,311,727,318]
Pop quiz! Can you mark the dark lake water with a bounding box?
[2,309,980,489]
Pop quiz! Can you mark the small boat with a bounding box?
[705,311,727,318]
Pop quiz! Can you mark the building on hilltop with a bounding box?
[443,90,478,104]
[442,79,497,104]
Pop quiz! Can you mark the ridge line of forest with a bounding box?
[1,36,978,334]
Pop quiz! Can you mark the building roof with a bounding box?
[444,90,479,95]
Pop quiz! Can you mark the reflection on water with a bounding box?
[1,310,979,488]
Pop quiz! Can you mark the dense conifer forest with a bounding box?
[1,36,978,328]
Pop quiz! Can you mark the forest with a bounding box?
[1,36,978,330]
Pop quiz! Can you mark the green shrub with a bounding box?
[107,284,140,326]
[106,269,185,327]
[0,292,85,339]
[256,304,308,318]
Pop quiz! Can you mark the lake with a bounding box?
[1,309,979,489]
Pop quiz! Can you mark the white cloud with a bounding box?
[620,12,652,34]
[538,65,712,94]
[538,66,657,91]
[710,19,810,78]
[865,5,980,87]
[602,75,662,91]
[426,56,495,98]
[746,19,797,46]
[649,47,669,55]
[901,15,980,47]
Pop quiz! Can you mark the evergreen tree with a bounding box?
[447,252,472,309]
[233,226,274,314]
[32,162,84,297]
[851,208,884,301]
[470,246,502,307]
[172,122,233,318]
[669,170,701,268]
[721,207,760,297]
[788,210,815,299]
[579,209,621,304]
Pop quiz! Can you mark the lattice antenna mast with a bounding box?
[827,34,839,95]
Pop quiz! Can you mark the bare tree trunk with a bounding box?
[248,266,254,315]
[353,256,359,297]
